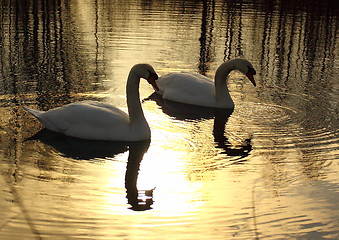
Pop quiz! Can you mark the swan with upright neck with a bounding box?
[24,64,159,141]
[155,58,256,108]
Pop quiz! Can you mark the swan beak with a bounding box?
[246,68,256,87]
[147,71,159,91]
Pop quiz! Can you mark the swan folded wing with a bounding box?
[159,72,217,107]
[36,102,130,140]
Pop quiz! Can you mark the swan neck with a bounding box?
[126,72,147,127]
[214,62,234,106]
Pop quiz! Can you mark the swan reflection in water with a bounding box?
[145,93,252,159]
[213,110,252,159]
[26,130,153,211]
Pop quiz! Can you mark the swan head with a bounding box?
[132,64,159,91]
[235,59,256,86]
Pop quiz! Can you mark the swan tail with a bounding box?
[23,106,45,118]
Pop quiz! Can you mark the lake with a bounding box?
[0,0,338,239]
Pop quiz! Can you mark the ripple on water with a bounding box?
[229,102,339,161]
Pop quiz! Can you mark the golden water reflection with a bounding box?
[1,96,338,239]
[0,0,338,239]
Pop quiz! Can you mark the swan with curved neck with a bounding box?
[155,58,256,108]
[24,64,159,141]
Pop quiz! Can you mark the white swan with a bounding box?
[155,58,256,108]
[24,64,159,141]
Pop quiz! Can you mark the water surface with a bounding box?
[0,0,338,239]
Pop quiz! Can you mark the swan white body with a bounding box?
[24,64,159,141]
[156,59,256,109]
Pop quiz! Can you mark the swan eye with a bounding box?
[147,70,158,80]
[247,66,256,75]
[146,70,159,91]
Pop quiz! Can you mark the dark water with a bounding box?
[0,0,338,239]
